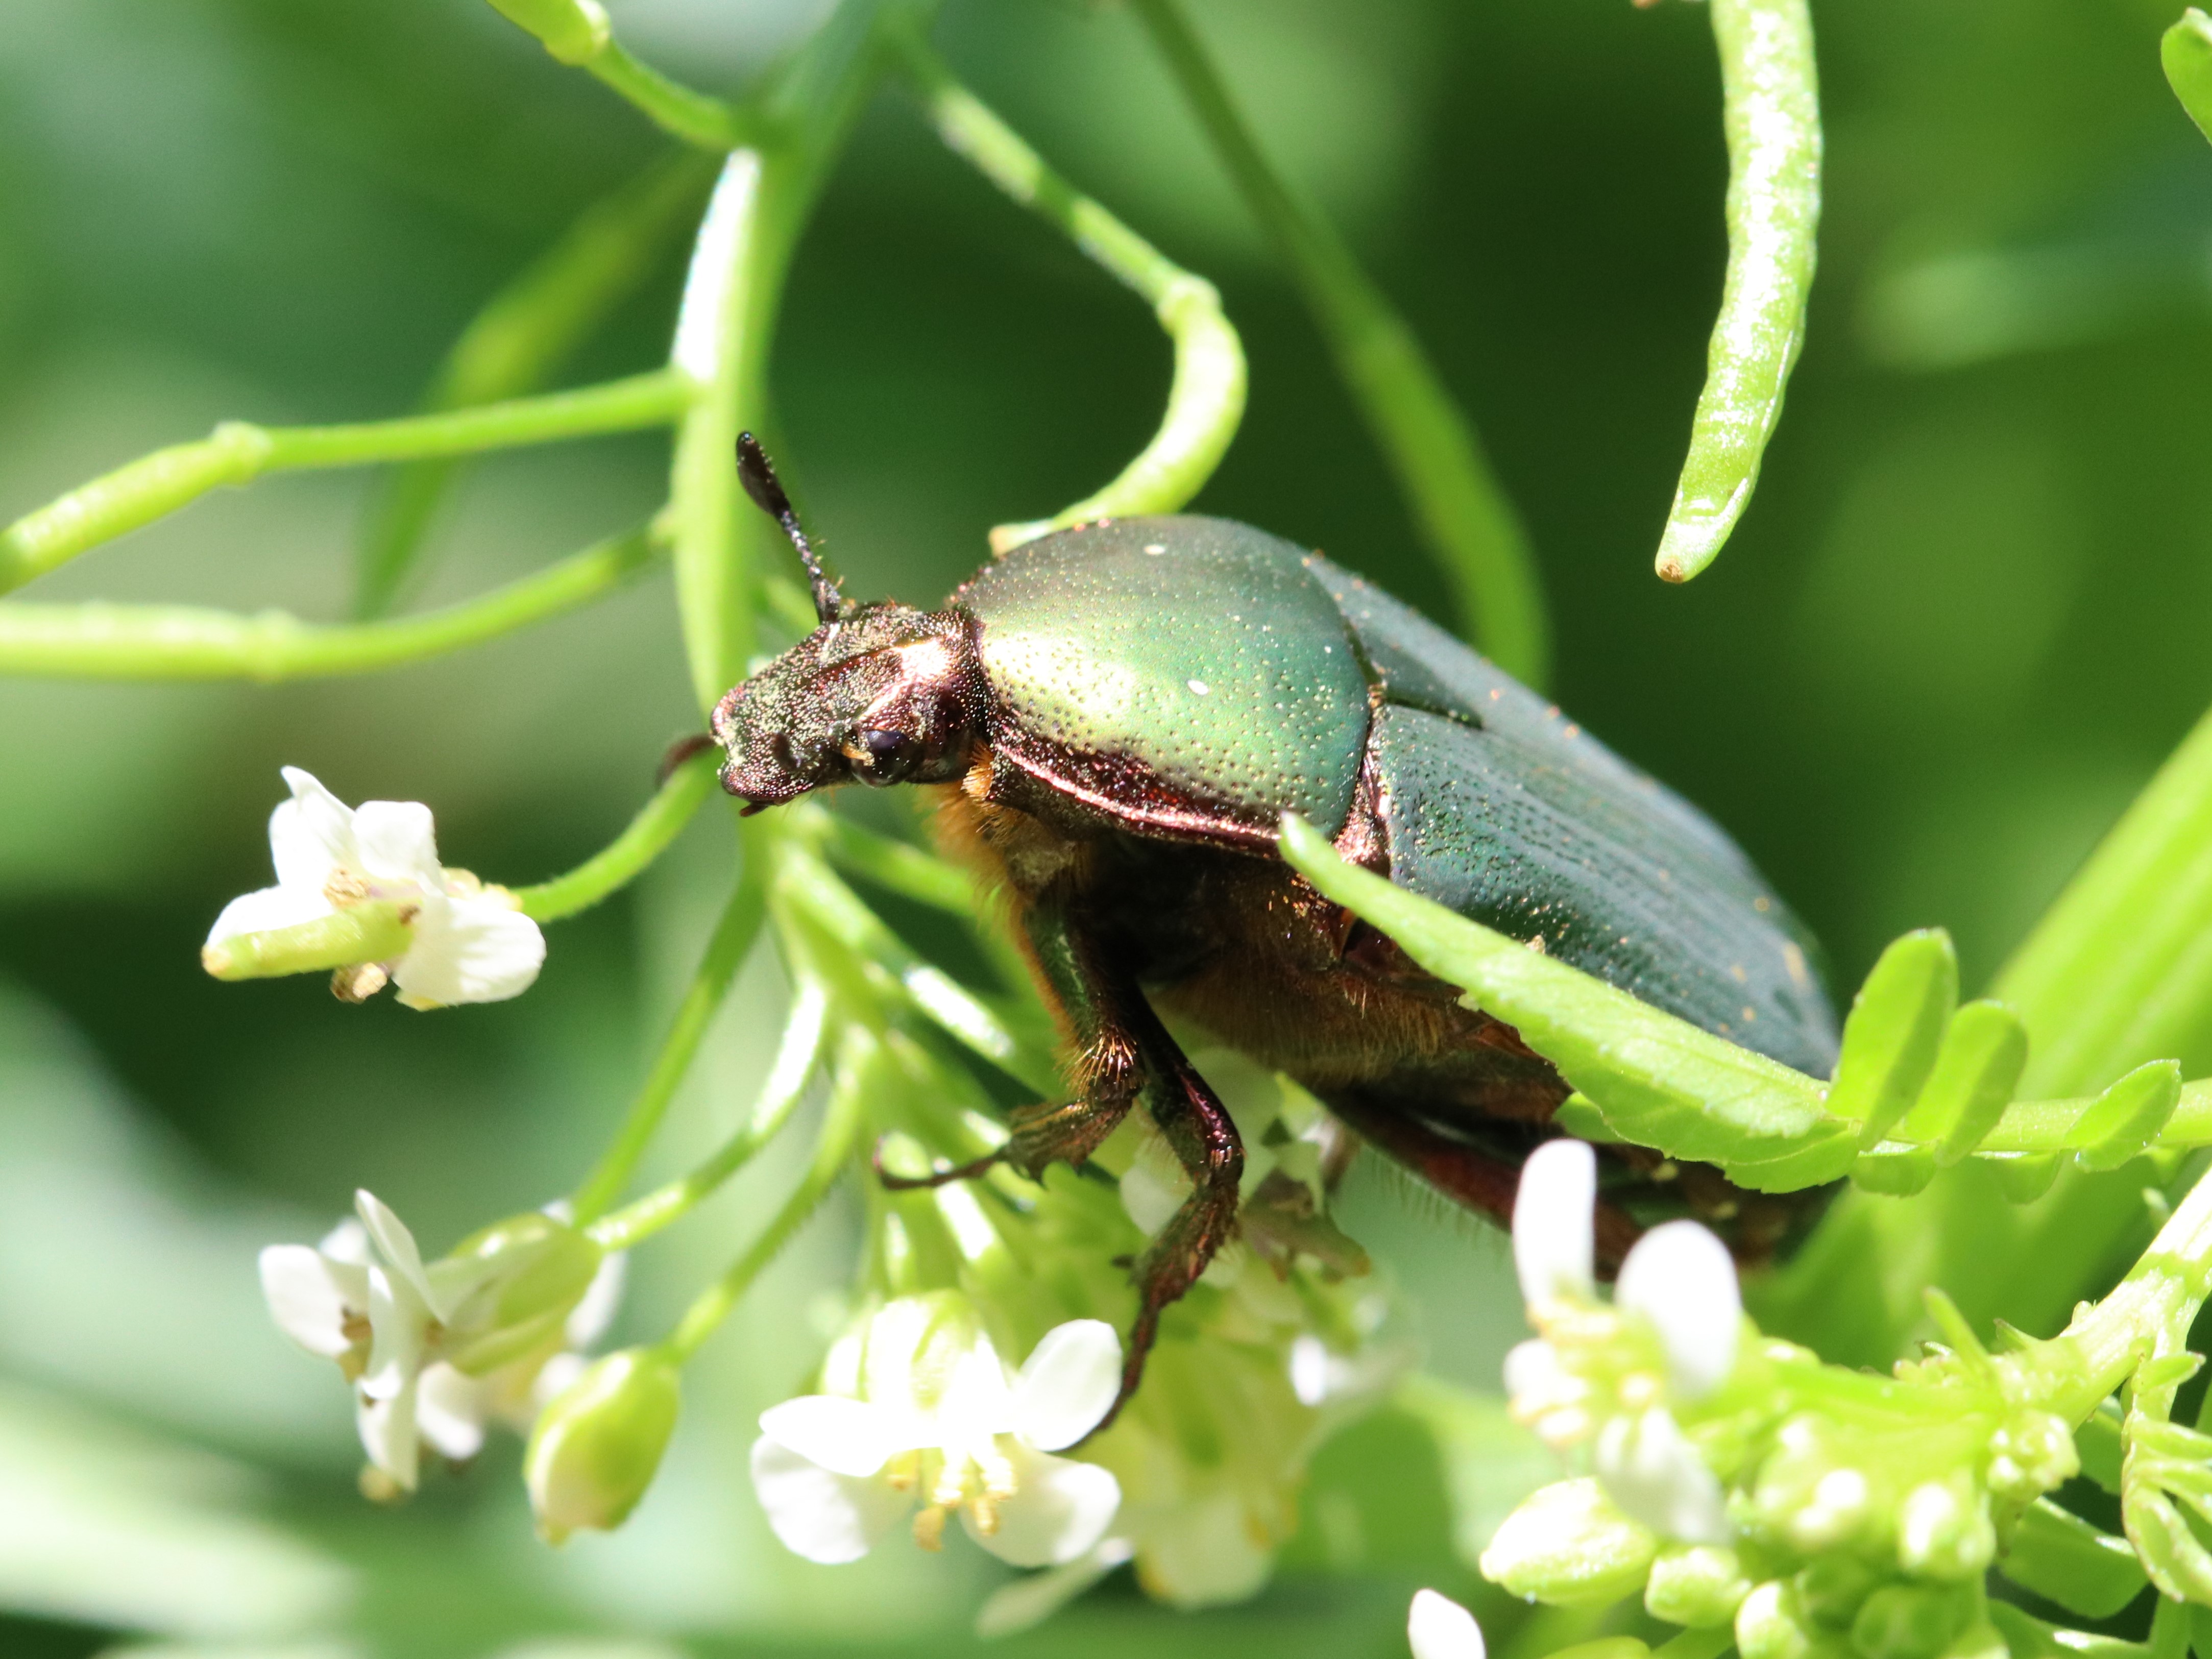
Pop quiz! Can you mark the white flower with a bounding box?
[750,1298,1123,1569]
[1513,1139,1596,1309]
[1408,1589,1486,1659]
[207,767,544,1009]
[260,1191,617,1493]
[1500,1144,1744,1546]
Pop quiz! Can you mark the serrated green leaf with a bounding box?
[1828,929,1958,1149]
[1890,1001,2029,1166]
[1851,1141,1939,1197]
[1985,1150,2064,1203]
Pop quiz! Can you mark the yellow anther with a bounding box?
[912,1504,947,1552]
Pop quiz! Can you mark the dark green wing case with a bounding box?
[1307,551,1836,1079]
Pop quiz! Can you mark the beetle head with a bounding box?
[712,604,985,810]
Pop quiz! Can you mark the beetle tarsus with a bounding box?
[871,1142,1005,1191]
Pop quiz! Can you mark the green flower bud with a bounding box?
[1647,1544,1755,1628]
[1849,1584,1973,1659]
[1984,1410,2077,1503]
[442,1212,604,1376]
[1479,1478,1659,1608]
[1795,1556,1881,1629]
[524,1347,679,1543]
[1738,1580,1826,1659]
[1895,1477,1995,1580]
[483,0,610,65]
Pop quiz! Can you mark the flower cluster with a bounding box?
[205,768,544,1008]
[261,1190,617,1497]
[1479,1140,2087,1658]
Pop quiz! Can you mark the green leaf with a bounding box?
[1277,814,1848,1186]
[1997,1499,2149,1619]
[1826,929,1958,1148]
[2069,1060,2184,1172]
[2166,11,2212,147]
[1890,1001,2029,1167]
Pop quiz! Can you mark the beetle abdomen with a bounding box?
[956,519,1371,839]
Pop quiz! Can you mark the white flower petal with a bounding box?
[205,884,334,947]
[358,1374,422,1491]
[975,1538,1134,1638]
[1409,1589,1487,1659]
[416,1362,489,1461]
[360,1263,428,1401]
[1502,1338,1568,1403]
[350,799,441,886]
[1129,1489,1273,1608]
[1513,1139,1596,1309]
[749,1434,911,1564]
[259,1244,367,1358]
[1594,1407,1730,1545]
[565,1251,627,1349]
[354,1189,445,1319]
[939,1336,1019,1448]
[1616,1220,1740,1400]
[392,893,545,1009]
[318,1218,370,1264]
[965,1442,1121,1568]
[271,768,357,891]
[1011,1321,1122,1452]
[758,1395,905,1478]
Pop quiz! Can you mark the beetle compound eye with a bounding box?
[853,727,916,785]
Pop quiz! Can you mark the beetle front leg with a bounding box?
[1011,888,1244,1428]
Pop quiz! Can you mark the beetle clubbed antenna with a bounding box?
[735,432,842,625]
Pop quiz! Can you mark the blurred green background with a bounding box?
[3,0,2210,1654]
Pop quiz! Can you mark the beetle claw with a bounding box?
[870,1140,1005,1191]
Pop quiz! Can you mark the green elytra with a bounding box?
[711,452,1837,1425]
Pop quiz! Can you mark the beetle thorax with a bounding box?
[712,603,988,810]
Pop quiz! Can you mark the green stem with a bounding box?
[1652,0,1822,584]
[664,1021,870,1361]
[2044,1164,2212,1421]
[1996,703,2212,1096]
[511,748,719,922]
[792,804,977,914]
[894,36,1246,552]
[587,975,829,1250]
[0,527,661,681]
[568,838,769,1225]
[665,2,905,714]
[0,370,690,595]
[1129,0,1549,689]
[358,149,720,616]
[2165,11,2212,147]
[777,843,1059,1095]
[482,0,752,150]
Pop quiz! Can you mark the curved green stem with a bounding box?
[791,804,977,915]
[358,150,721,616]
[483,0,751,150]
[1129,0,1549,689]
[894,37,1246,552]
[512,748,719,922]
[1652,0,1822,584]
[664,1021,871,1362]
[0,370,690,595]
[587,976,830,1250]
[0,525,661,680]
[568,833,770,1225]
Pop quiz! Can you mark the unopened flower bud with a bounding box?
[1645,1544,1754,1628]
[484,0,610,64]
[1896,1477,1994,1579]
[1983,1410,2076,1502]
[1736,1580,1822,1659]
[1479,1478,1658,1607]
[1793,1555,1878,1629]
[524,1347,679,1543]
[441,1212,603,1375]
[1849,1584,1974,1659]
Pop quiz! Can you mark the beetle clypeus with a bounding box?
[712,435,1838,1426]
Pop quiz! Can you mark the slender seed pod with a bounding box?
[1654,0,1821,585]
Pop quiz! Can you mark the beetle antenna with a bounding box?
[735,432,841,624]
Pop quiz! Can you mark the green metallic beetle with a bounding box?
[712,436,1837,1422]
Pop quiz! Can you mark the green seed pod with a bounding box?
[524,1347,680,1544]
[1478,1478,1660,1608]
[1646,1544,1756,1628]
